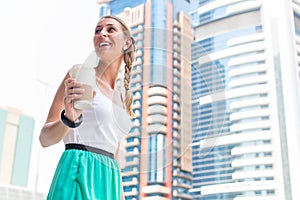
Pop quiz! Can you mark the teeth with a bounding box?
[99,42,110,47]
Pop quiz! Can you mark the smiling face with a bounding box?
[93,17,129,62]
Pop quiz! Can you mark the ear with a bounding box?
[123,38,133,51]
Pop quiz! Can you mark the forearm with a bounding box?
[39,119,70,147]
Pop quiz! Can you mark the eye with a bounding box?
[95,28,101,34]
[108,27,116,33]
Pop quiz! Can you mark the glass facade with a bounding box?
[100,1,193,199]
[109,0,146,16]
[150,0,169,86]
[148,134,166,183]
[190,0,287,199]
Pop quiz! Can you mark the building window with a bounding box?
[148,134,166,183]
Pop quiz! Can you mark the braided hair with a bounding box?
[101,16,136,117]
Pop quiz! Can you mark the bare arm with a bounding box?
[39,71,84,147]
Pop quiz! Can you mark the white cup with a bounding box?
[69,64,96,110]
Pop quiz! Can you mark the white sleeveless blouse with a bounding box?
[63,86,131,154]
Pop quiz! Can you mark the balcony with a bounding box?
[125,148,139,157]
[142,184,170,195]
[123,177,139,187]
[146,124,167,134]
[124,138,140,148]
[122,167,139,176]
[124,157,139,167]
[147,114,167,124]
[132,101,141,110]
[147,105,167,115]
[173,190,192,200]
[142,197,168,200]
[135,50,143,57]
[132,65,142,75]
[173,170,192,180]
[173,112,180,121]
[147,96,168,106]
[173,130,180,139]
[124,188,139,196]
[173,179,192,189]
[173,140,180,149]
[133,58,142,67]
[133,92,141,101]
[148,87,168,96]
[131,74,142,84]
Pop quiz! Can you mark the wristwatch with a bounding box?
[60,109,83,128]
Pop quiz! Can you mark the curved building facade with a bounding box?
[190,0,300,199]
[98,1,194,199]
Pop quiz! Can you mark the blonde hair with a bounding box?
[101,16,136,117]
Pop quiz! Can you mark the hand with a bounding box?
[63,77,84,121]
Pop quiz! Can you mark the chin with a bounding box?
[95,49,101,57]
[95,49,106,58]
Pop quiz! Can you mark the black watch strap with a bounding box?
[60,110,83,128]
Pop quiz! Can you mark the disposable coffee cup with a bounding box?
[69,64,96,110]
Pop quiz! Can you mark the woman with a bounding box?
[39,15,135,200]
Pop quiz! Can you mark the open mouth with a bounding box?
[99,42,111,47]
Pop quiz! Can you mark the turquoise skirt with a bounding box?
[47,147,121,200]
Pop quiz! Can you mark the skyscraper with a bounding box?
[190,0,300,199]
[97,0,193,199]
[0,107,34,187]
[0,107,45,199]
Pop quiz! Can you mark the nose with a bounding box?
[99,29,108,37]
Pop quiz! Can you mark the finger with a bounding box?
[68,87,85,95]
[65,78,82,88]
[64,79,75,94]
[68,82,82,91]
[64,78,75,86]
[64,94,74,105]
[68,93,83,101]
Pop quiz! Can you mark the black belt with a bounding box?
[65,143,114,159]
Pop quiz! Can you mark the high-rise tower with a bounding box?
[190,0,300,199]
[97,0,193,199]
[0,107,34,187]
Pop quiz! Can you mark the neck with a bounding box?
[95,58,123,89]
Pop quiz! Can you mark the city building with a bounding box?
[190,0,300,199]
[0,106,44,199]
[0,185,45,200]
[0,107,34,187]
[97,0,193,199]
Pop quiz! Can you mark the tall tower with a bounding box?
[190,0,300,199]
[0,107,35,187]
[97,0,111,17]
[97,1,193,199]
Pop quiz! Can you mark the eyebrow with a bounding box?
[95,23,117,29]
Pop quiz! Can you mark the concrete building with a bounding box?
[0,185,45,200]
[97,0,193,199]
[0,107,34,187]
[0,107,44,199]
[190,0,300,199]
